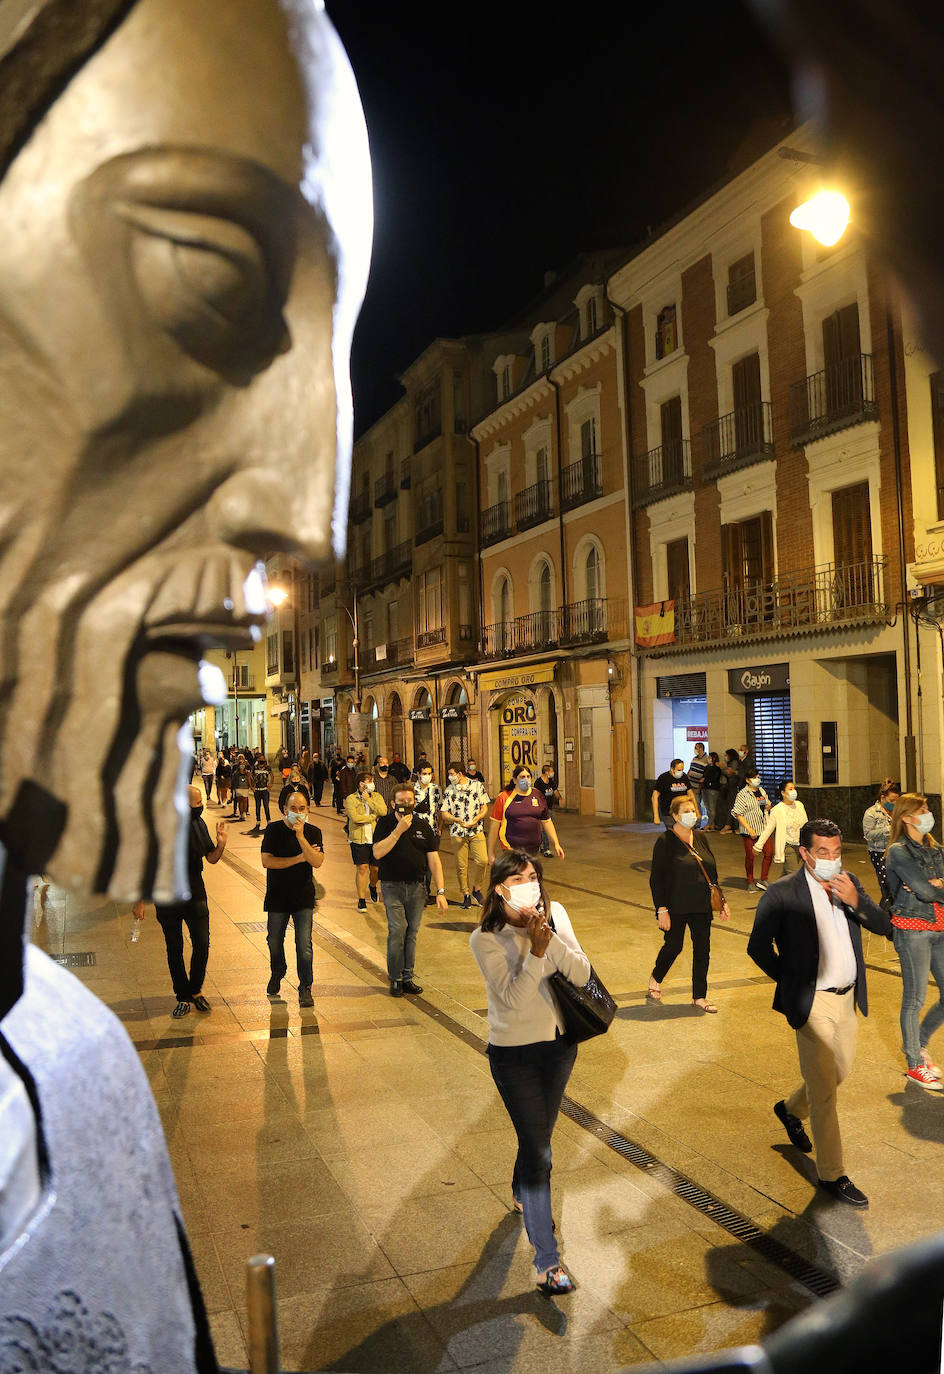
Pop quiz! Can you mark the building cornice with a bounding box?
[550,328,615,385]
[472,378,554,440]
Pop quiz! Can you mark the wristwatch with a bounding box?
[436,888,446,895]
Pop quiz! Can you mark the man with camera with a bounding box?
[373,783,449,997]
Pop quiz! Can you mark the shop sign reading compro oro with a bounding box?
[499,692,539,780]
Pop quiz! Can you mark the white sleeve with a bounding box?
[545,903,591,987]
[470,931,548,1010]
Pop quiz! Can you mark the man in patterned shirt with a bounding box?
[440,761,490,909]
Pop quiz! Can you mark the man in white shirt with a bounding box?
[747,818,891,1207]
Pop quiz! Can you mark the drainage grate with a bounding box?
[53,952,97,968]
[561,1099,840,1299]
[235,920,269,933]
[222,852,842,1301]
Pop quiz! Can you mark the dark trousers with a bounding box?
[312,780,325,805]
[202,774,215,801]
[157,900,210,1002]
[266,908,314,988]
[253,788,271,823]
[652,909,712,1000]
[488,1036,577,1274]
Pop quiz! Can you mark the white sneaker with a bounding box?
[755,880,768,891]
[905,1064,944,1091]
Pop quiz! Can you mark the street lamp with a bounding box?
[267,581,300,758]
[786,166,917,789]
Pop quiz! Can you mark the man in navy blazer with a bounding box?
[748,817,891,1207]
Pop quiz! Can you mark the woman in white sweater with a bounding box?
[470,850,590,1296]
[753,778,809,878]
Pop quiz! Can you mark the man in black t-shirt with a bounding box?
[651,760,691,827]
[372,783,448,997]
[135,784,227,1019]
[534,764,561,857]
[260,790,324,1007]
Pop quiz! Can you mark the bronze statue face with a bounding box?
[0,0,371,901]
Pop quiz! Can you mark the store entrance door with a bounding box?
[748,692,792,797]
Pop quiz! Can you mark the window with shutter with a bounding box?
[931,372,944,521]
[722,512,774,629]
[666,538,690,605]
[831,482,873,607]
[823,305,862,418]
[660,396,684,487]
[732,353,763,456]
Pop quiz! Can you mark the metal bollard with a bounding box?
[246,1253,279,1374]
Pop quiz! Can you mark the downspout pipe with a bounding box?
[606,283,646,818]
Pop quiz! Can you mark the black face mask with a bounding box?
[395,803,415,816]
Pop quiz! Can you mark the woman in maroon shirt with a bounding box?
[487,764,565,864]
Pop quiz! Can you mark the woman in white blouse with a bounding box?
[470,850,590,1295]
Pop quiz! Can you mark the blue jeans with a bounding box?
[381,880,425,982]
[487,1036,577,1274]
[266,908,314,988]
[894,927,944,1068]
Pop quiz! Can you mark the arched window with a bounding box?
[539,561,552,616]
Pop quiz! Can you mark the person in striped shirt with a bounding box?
[731,772,773,894]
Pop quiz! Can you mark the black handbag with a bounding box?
[544,915,616,1042]
[547,966,616,1042]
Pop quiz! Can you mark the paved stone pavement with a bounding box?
[28,799,944,1371]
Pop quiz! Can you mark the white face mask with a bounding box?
[364,781,375,793]
[812,857,842,881]
[671,769,683,779]
[916,812,935,834]
[785,789,798,801]
[677,811,698,829]
[502,880,541,913]
[286,810,305,825]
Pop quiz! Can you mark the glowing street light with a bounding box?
[788,189,850,248]
[267,585,289,608]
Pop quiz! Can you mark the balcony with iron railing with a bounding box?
[417,625,447,649]
[415,493,444,546]
[661,557,888,653]
[482,597,626,659]
[362,636,414,672]
[561,453,603,511]
[350,489,371,524]
[513,479,554,531]
[789,353,878,446]
[702,401,774,479]
[481,500,512,548]
[374,471,397,507]
[367,539,412,587]
[632,439,692,507]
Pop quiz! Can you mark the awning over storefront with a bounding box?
[478,662,556,693]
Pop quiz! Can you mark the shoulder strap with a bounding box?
[687,841,715,889]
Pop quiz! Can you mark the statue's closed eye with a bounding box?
[117,202,289,374]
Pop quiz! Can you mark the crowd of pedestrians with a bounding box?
[133,735,944,1295]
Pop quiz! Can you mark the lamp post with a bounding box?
[267,583,301,759]
[786,151,917,788]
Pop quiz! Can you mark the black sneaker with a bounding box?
[266,975,281,997]
[774,1099,813,1153]
[461,894,472,910]
[369,885,379,903]
[172,1001,191,1019]
[471,888,484,905]
[817,1175,868,1208]
[401,979,423,995]
[298,985,314,1008]
[357,898,367,913]
[191,994,211,1013]
[390,981,403,998]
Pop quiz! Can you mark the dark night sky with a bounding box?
[325,3,795,436]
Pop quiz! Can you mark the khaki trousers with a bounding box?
[455,831,488,895]
[785,988,857,1181]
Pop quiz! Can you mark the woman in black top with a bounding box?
[648,794,730,1012]
[701,752,723,830]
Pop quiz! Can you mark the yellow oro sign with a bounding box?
[499,692,539,784]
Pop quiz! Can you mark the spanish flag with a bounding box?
[635,601,675,647]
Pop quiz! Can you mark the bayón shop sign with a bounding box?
[728,663,790,695]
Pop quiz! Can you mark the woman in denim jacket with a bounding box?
[885,793,944,1090]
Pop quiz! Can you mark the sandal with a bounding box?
[646,981,663,1002]
[692,999,718,1013]
[536,1266,575,1296]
